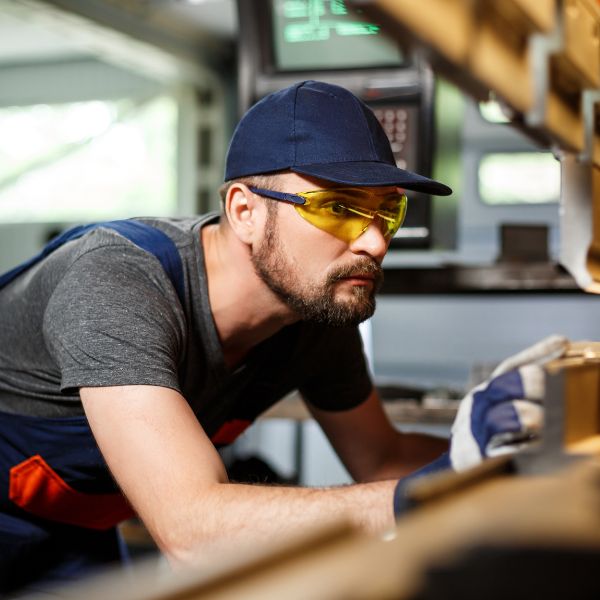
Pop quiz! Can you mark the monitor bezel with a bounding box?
[264,0,409,75]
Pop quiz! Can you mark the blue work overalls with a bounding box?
[0,221,184,593]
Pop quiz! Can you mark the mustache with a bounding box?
[327,258,383,285]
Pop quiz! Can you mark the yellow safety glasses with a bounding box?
[249,186,407,244]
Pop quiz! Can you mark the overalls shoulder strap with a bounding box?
[0,220,185,304]
[0,220,186,549]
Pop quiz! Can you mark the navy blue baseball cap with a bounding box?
[224,80,452,196]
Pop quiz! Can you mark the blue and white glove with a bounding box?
[394,335,568,517]
[449,334,568,472]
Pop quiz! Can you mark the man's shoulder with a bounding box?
[60,214,216,265]
[135,214,219,243]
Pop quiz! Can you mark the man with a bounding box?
[0,79,455,591]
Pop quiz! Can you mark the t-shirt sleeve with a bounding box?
[43,242,185,393]
[298,326,373,412]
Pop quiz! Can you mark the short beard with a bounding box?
[251,207,383,327]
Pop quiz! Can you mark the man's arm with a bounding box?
[81,385,396,566]
[307,389,449,483]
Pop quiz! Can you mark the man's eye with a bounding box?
[380,200,401,213]
[323,202,350,217]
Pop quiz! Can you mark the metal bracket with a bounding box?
[580,89,600,164]
[525,2,564,129]
[559,152,595,290]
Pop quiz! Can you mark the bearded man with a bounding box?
[0,80,453,592]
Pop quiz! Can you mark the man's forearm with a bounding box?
[310,391,449,483]
[82,386,407,570]
[161,434,450,565]
[358,432,449,483]
[160,479,397,566]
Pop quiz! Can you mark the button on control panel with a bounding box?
[372,104,418,172]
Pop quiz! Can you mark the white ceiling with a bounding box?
[0,7,91,64]
[0,0,237,67]
[167,0,237,37]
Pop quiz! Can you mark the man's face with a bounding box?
[250,173,392,327]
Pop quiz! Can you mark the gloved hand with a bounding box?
[394,335,568,517]
[449,334,568,472]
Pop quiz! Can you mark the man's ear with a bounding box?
[225,184,264,244]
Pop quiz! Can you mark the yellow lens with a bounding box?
[294,188,407,243]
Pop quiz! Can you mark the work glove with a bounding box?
[449,333,568,472]
[394,334,568,517]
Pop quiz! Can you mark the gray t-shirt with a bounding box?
[0,216,372,440]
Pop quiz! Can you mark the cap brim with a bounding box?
[292,161,452,196]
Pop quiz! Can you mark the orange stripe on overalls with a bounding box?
[9,455,134,530]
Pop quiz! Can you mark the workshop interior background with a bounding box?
[1,0,600,490]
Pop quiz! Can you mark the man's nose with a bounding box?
[348,217,389,261]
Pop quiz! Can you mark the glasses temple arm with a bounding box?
[248,187,306,205]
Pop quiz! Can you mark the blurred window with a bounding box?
[478,152,560,205]
[0,95,177,223]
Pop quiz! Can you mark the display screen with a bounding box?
[271,0,405,71]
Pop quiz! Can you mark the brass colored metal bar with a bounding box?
[563,364,600,446]
[545,343,600,454]
[587,166,600,277]
[561,0,600,90]
[402,455,514,507]
[544,91,585,151]
[511,0,557,32]
[373,0,474,65]
[468,16,534,113]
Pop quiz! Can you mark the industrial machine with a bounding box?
[355,0,600,292]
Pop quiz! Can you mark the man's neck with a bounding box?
[201,222,297,368]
